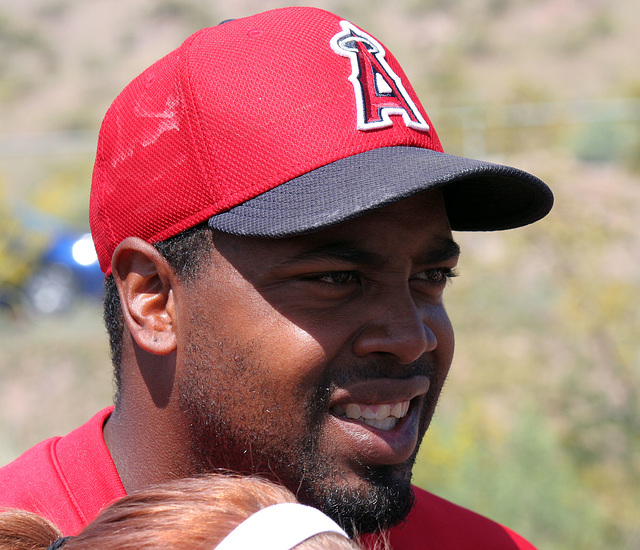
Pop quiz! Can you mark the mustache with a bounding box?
[325,357,437,388]
[310,357,439,412]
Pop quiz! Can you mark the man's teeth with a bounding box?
[332,401,410,431]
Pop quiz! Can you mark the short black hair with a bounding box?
[103,223,215,398]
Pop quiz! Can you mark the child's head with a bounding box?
[0,473,362,550]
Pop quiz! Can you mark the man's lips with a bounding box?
[327,376,430,466]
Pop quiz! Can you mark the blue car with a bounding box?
[24,232,104,314]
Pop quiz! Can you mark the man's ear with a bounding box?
[111,237,177,355]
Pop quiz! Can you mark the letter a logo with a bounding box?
[331,21,429,132]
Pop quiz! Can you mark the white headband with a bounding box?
[214,503,349,550]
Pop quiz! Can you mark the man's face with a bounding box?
[174,191,458,533]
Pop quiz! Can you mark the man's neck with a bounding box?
[103,396,194,493]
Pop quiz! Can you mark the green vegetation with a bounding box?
[416,405,609,549]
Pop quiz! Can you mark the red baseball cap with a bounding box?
[90,7,553,274]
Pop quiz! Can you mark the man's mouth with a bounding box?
[324,376,431,466]
[330,400,411,431]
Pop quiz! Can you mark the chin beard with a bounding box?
[297,460,417,537]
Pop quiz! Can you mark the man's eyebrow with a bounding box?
[277,242,385,268]
[417,238,461,264]
[277,238,460,268]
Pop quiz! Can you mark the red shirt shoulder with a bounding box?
[362,485,538,550]
[0,407,125,534]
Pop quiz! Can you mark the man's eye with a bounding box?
[308,271,360,284]
[413,268,458,284]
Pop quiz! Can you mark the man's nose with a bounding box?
[352,291,437,364]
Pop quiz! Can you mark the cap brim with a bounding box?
[208,146,553,236]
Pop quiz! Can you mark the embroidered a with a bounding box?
[331,20,429,132]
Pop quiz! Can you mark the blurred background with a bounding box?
[1,0,638,547]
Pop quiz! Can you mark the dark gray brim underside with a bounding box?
[208,146,554,237]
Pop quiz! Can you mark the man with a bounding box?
[0,7,553,549]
